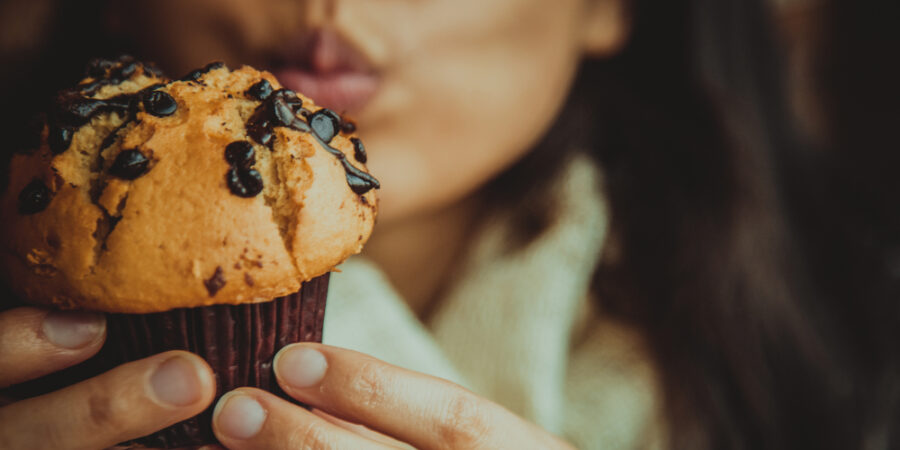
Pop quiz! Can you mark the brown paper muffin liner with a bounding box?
[11,273,330,448]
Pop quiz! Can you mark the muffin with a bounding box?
[1,55,378,447]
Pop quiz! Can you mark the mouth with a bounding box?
[270,29,379,114]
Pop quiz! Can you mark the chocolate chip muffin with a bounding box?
[1,56,378,447]
[3,56,377,312]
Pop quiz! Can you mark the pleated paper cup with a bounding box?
[13,273,330,448]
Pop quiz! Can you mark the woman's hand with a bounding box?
[211,343,574,449]
[0,306,217,449]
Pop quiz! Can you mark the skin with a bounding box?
[0,308,217,449]
[1,0,627,447]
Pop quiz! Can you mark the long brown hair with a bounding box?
[489,0,898,447]
[587,0,900,448]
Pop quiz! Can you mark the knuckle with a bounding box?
[288,421,331,449]
[350,360,391,409]
[87,390,121,431]
[438,392,492,449]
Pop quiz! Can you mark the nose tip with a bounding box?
[309,29,341,73]
[302,0,337,29]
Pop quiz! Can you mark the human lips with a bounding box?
[271,29,379,114]
[274,70,378,114]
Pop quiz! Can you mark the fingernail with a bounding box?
[214,392,267,439]
[42,311,105,349]
[275,345,327,388]
[150,355,204,406]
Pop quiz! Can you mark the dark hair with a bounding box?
[584,0,900,448]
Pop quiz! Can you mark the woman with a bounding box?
[1,0,896,448]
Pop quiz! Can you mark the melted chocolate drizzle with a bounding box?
[244,86,379,195]
[350,137,368,163]
[56,79,167,145]
[19,58,171,214]
[50,65,170,156]
[181,61,226,83]
[101,119,141,150]
[309,109,341,143]
[54,91,132,127]
[44,80,168,183]
[78,55,142,96]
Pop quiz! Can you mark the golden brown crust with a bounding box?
[1,63,377,313]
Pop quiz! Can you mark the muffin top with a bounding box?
[1,56,378,313]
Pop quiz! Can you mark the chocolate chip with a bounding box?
[276,88,297,98]
[181,69,203,82]
[254,129,274,147]
[111,60,138,81]
[204,266,226,297]
[204,61,226,71]
[226,167,263,197]
[181,61,227,82]
[346,170,380,195]
[274,89,303,111]
[56,95,130,127]
[351,137,367,163]
[144,63,165,78]
[241,85,379,196]
[248,119,274,147]
[109,149,150,180]
[84,58,118,79]
[225,141,255,168]
[309,109,341,143]
[272,97,297,127]
[341,120,356,134]
[247,102,277,148]
[48,126,74,154]
[246,79,273,101]
[142,90,177,117]
[244,272,255,287]
[18,179,53,214]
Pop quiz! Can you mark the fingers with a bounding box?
[0,350,216,450]
[309,409,415,449]
[272,344,567,450]
[0,307,106,388]
[212,387,396,449]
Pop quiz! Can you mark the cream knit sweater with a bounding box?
[324,156,667,449]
